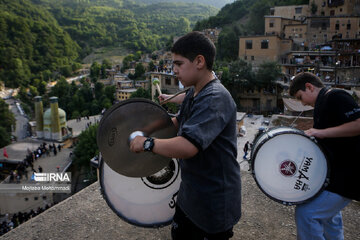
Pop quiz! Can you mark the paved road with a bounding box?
[237,115,270,171]
[5,99,29,141]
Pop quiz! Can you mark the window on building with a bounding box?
[340,8,342,12]
[324,34,328,39]
[295,7,302,14]
[347,20,351,30]
[34,197,38,201]
[335,23,339,30]
[251,56,255,61]
[321,11,325,16]
[261,40,269,49]
[244,56,247,60]
[246,40,253,49]
[299,34,302,38]
[266,99,272,109]
[165,77,171,85]
[330,10,335,16]
[269,22,274,28]
[322,1,326,7]
[322,23,327,30]
[24,198,29,201]
[313,34,317,38]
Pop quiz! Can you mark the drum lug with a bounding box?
[324,178,330,187]
[309,136,317,142]
[266,132,273,138]
[90,155,100,169]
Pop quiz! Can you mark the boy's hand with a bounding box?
[129,136,146,153]
[158,94,172,102]
[305,128,326,139]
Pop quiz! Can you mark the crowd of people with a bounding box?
[0,204,52,236]
[1,142,65,236]
[7,142,62,183]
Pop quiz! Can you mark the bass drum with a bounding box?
[99,157,181,227]
[251,126,330,205]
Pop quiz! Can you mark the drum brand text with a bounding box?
[294,157,312,191]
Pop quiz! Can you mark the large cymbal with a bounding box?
[97,98,177,177]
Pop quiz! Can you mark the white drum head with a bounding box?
[252,129,329,205]
[100,158,181,227]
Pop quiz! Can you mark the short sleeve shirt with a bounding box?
[176,79,242,233]
[314,88,360,200]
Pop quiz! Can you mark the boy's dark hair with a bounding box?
[171,31,216,70]
[289,72,324,96]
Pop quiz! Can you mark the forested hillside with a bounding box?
[133,0,233,9]
[0,0,80,88]
[194,0,309,60]
[0,0,217,87]
[32,0,218,57]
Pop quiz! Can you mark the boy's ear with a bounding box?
[195,55,206,69]
[305,82,314,91]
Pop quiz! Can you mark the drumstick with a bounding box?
[290,111,304,127]
[160,88,188,105]
[152,78,162,96]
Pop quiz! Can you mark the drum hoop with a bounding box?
[250,126,331,206]
[98,157,173,228]
[97,98,169,147]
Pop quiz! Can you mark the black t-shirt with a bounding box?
[314,87,360,200]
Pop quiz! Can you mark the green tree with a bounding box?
[0,127,11,148]
[256,61,282,90]
[73,123,98,170]
[29,85,39,97]
[130,88,151,99]
[133,63,146,79]
[134,51,142,61]
[148,61,155,72]
[60,65,72,77]
[101,97,112,109]
[71,110,81,119]
[94,82,105,100]
[216,25,242,61]
[90,62,101,82]
[101,59,112,79]
[0,99,15,148]
[245,0,271,35]
[122,54,134,72]
[104,85,116,103]
[0,0,80,87]
[217,59,254,105]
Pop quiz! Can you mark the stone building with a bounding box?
[239,35,293,70]
[239,0,360,86]
[146,72,181,101]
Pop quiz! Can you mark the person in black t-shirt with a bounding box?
[289,72,360,240]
